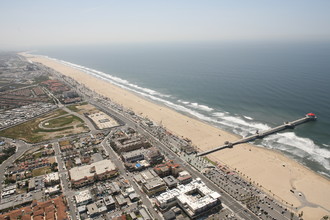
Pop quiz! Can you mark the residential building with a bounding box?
[0,196,68,220]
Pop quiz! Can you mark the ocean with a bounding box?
[34,42,330,178]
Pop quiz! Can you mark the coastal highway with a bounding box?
[56,73,259,219]
[89,99,259,220]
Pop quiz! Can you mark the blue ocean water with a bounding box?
[35,42,330,177]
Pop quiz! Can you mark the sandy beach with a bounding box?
[24,54,330,219]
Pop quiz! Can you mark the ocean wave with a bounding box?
[177,100,214,112]
[189,102,214,112]
[243,115,254,120]
[178,100,190,105]
[211,111,271,137]
[35,54,329,175]
[212,112,225,117]
[48,56,221,126]
[318,171,330,178]
[261,132,330,170]
[53,58,171,99]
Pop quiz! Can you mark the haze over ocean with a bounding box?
[35,42,330,177]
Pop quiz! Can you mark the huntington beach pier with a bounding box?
[197,113,317,157]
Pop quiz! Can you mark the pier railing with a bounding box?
[197,114,316,157]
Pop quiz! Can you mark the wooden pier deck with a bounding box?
[197,113,317,157]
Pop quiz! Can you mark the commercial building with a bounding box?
[154,160,183,177]
[75,190,93,206]
[142,177,166,196]
[69,159,118,188]
[28,179,36,191]
[87,203,99,217]
[145,147,164,165]
[139,207,152,220]
[122,148,149,163]
[129,193,140,202]
[44,172,60,186]
[112,136,151,153]
[45,185,61,195]
[156,178,221,219]
[163,176,178,189]
[177,171,192,184]
[1,185,16,198]
[115,194,127,206]
[103,196,116,210]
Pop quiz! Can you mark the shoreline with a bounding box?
[22,53,330,219]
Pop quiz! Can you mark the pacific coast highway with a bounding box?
[88,99,259,220]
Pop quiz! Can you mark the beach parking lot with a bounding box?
[87,111,119,129]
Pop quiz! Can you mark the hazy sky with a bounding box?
[1,0,330,50]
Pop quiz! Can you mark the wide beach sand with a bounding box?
[24,54,330,219]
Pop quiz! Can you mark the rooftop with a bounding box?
[70,159,117,181]
[44,172,59,182]
[75,189,92,204]
[156,178,221,213]
[144,177,166,190]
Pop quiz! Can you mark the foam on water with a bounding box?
[178,100,190,105]
[243,115,254,120]
[38,55,330,176]
[212,112,225,117]
[48,56,221,125]
[189,102,214,112]
[262,132,330,170]
[57,58,171,98]
[178,100,214,112]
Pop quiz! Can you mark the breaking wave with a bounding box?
[262,132,330,171]
[36,55,330,176]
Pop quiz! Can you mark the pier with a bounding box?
[197,113,317,157]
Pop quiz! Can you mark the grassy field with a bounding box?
[43,115,84,128]
[204,157,217,166]
[32,166,52,177]
[67,105,79,112]
[0,109,89,143]
[67,102,88,112]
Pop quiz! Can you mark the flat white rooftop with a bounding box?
[156,178,221,213]
[75,189,92,204]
